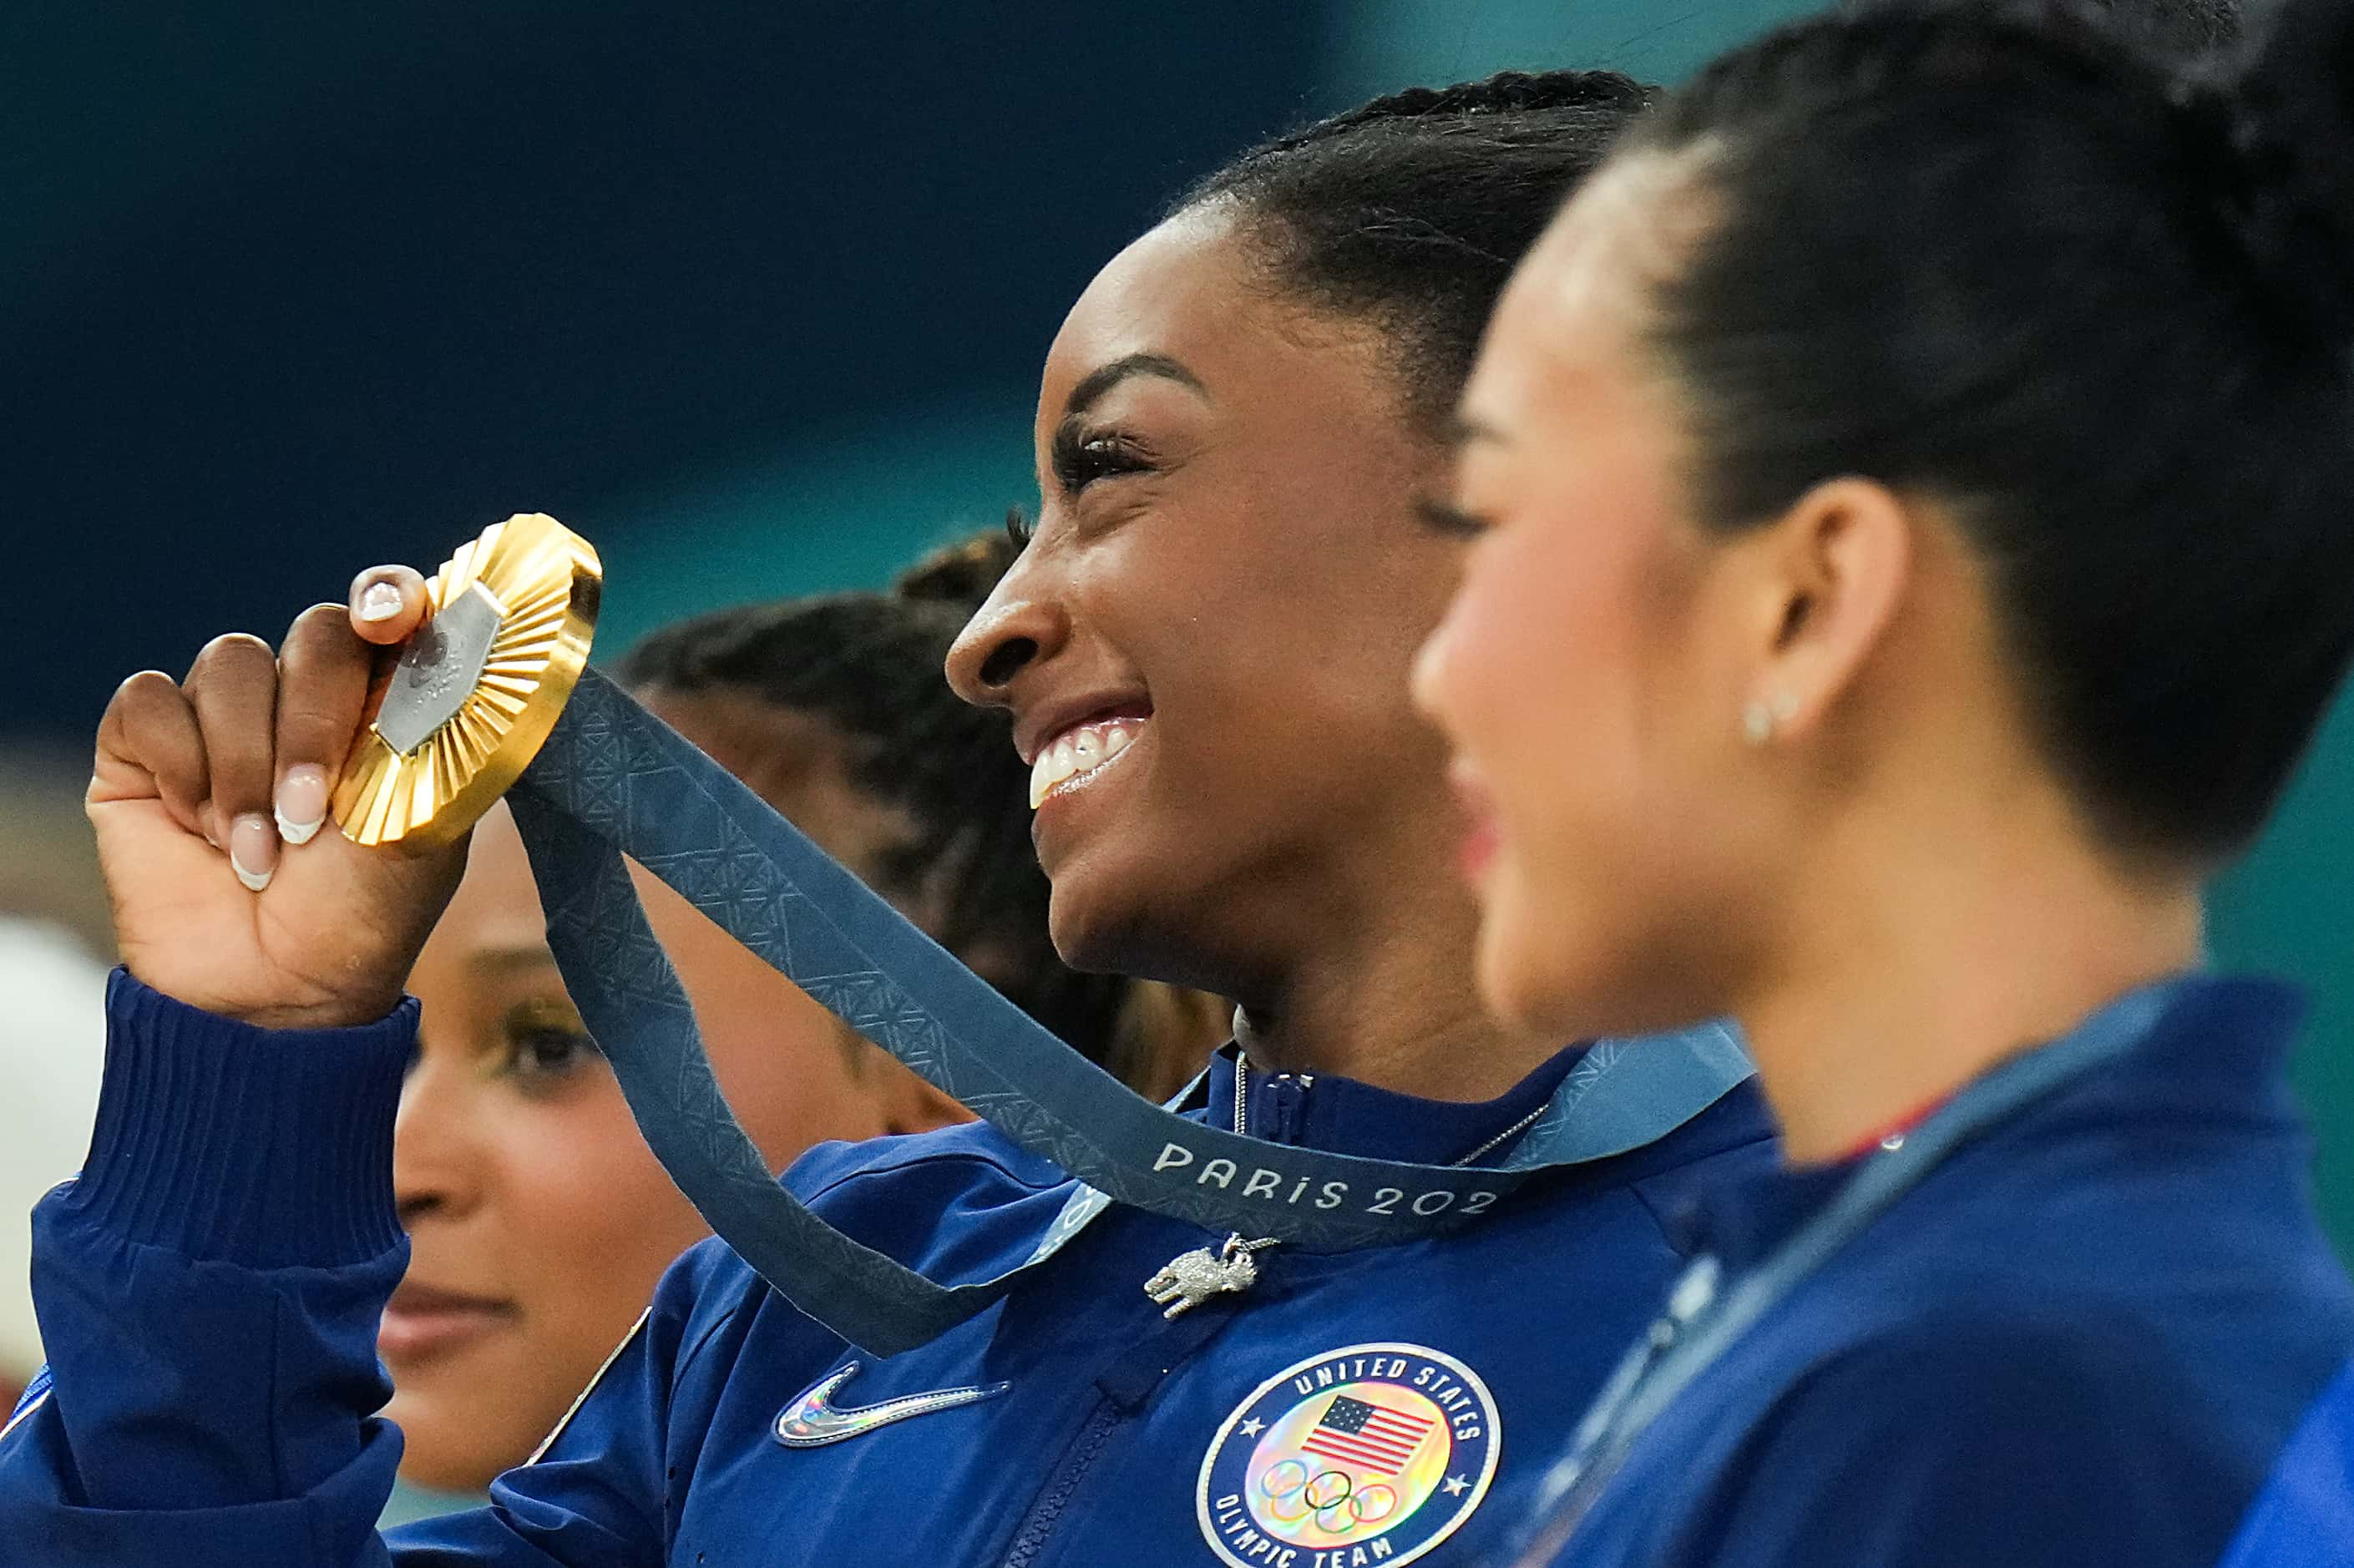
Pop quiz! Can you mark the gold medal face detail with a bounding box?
[333,513,601,847]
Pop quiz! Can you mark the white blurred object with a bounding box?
[0,917,107,1379]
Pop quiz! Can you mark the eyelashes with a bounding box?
[1413,495,1491,539]
[499,1016,601,1098]
[1004,425,1150,554]
[1050,422,1155,495]
[397,1002,600,1092]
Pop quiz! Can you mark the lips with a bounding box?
[1458,813,1501,881]
[379,1281,517,1364]
[1015,693,1153,810]
[1447,765,1504,883]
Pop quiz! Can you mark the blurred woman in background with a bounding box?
[383,531,1227,1500]
[1414,1,2354,1562]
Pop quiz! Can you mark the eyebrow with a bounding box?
[1063,352,1208,419]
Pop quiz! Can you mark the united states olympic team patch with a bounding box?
[1197,1343,1500,1567]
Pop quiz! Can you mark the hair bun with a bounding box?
[893,524,1023,611]
[1369,69,1653,120]
[2227,0,2354,341]
[1267,68,1654,154]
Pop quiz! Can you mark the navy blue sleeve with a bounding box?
[1668,1319,2261,1568]
[2220,1358,2354,1566]
[0,972,676,1567]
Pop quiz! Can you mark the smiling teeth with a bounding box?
[1030,721,1138,807]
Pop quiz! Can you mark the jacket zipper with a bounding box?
[1000,1398,1124,1568]
[999,1057,1297,1566]
[1267,1071,1313,1143]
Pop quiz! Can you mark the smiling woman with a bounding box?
[954,200,1536,1064]
[1413,2,2354,1563]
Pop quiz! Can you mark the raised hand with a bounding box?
[89,565,463,1029]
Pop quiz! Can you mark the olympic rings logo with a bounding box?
[1200,1348,1500,1568]
[1256,1456,1400,1534]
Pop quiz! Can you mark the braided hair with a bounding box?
[1177,69,1658,432]
[612,529,1145,1068]
[1603,0,2354,859]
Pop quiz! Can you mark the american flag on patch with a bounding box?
[1298,1394,1435,1477]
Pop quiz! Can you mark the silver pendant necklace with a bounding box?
[1142,1058,1552,1318]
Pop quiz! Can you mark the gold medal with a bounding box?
[332,513,601,847]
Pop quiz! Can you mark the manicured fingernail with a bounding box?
[357,580,405,622]
[229,812,279,892]
[199,801,221,849]
[275,765,329,846]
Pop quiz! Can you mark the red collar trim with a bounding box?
[1834,1095,1950,1163]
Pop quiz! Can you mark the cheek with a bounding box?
[1446,513,1661,836]
[1442,517,1734,1032]
[1117,460,1453,758]
[494,1095,708,1318]
[390,1089,703,1485]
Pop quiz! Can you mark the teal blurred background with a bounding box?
[8,0,2347,1246]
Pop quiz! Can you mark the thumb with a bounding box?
[348,565,431,646]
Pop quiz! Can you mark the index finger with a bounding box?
[274,603,377,842]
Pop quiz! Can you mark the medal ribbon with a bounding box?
[507,668,1753,1354]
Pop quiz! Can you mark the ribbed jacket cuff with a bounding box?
[61,969,416,1268]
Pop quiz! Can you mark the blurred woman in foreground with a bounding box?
[1415,2,2354,1562]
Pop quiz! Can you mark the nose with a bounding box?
[1411,598,1464,734]
[946,560,1071,708]
[392,1044,489,1229]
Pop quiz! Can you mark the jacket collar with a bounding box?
[1682,973,2306,1269]
[1197,1039,1590,1168]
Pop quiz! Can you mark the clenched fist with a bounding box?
[90,565,465,1029]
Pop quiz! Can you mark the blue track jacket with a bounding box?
[1,972,1772,1566]
[1533,976,2354,1568]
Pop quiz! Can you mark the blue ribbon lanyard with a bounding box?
[1516,987,2172,1558]
[507,669,1754,1355]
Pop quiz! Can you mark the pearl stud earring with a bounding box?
[1743,692,1799,746]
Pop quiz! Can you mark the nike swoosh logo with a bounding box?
[773,1361,1011,1448]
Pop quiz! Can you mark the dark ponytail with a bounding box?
[1615,0,2354,859]
[892,524,1024,610]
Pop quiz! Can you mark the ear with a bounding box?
[1743,477,1913,741]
